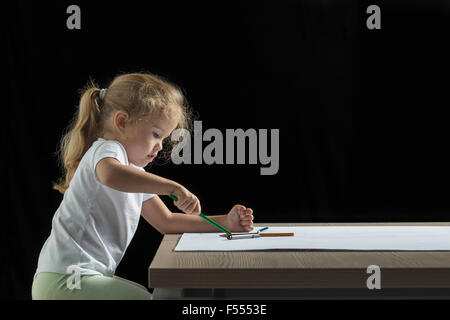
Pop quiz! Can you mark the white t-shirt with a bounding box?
[35,138,155,277]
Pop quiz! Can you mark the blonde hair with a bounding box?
[53,72,193,194]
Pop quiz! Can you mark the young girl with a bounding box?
[32,72,254,300]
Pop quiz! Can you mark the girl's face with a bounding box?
[121,112,179,167]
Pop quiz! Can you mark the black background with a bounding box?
[3,0,450,299]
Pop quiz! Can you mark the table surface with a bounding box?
[148,222,450,289]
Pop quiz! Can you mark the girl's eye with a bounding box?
[153,132,160,139]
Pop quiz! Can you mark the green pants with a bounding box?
[32,272,152,300]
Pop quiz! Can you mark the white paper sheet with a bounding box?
[174,226,450,251]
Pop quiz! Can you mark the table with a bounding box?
[148,222,450,299]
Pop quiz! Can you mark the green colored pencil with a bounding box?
[169,194,232,235]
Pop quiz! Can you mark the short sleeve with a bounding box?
[93,140,128,168]
[142,193,156,202]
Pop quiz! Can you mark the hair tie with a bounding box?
[99,88,107,100]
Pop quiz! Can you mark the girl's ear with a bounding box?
[113,110,130,133]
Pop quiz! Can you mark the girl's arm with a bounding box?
[96,157,179,195]
[96,157,201,214]
[141,195,254,234]
[141,195,228,234]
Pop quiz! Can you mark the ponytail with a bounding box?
[53,84,102,194]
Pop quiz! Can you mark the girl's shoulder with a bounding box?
[87,138,129,167]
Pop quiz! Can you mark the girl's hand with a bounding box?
[225,205,254,232]
[171,184,201,215]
